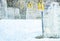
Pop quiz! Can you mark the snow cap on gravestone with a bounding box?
[50,2,59,7]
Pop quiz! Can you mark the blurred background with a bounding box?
[0,0,60,19]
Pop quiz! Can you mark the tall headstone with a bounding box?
[1,0,7,19]
[44,2,60,38]
[0,0,2,19]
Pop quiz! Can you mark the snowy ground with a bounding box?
[0,20,60,41]
[0,20,42,41]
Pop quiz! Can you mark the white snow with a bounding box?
[0,20,42,41]
[0,19,60,41]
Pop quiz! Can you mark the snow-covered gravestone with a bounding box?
[44,2,60,38]
[7,8,20,19]
[0,0,8,19]
[1,0,7,19]
[0,0,2,19]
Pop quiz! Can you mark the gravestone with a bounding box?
[0,0,7,19]
[44,2,60,38]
